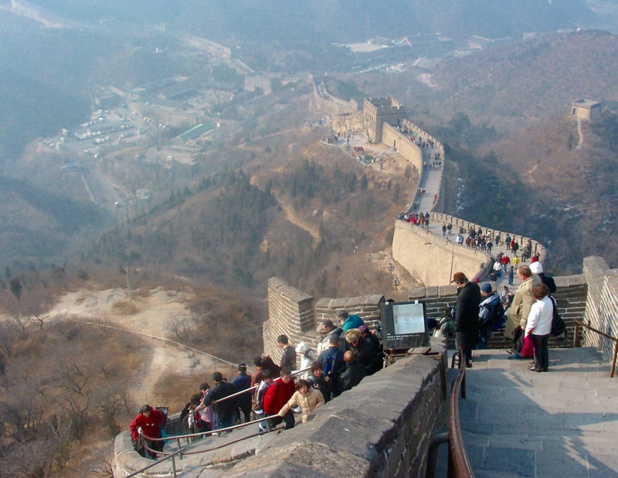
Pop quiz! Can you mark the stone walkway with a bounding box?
[457,347,618,478]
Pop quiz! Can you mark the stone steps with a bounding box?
[457,347,618,477]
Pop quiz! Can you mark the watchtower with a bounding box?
[363,97,406,143]
[571,99,601,121]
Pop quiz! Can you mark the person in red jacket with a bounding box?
[263,367,296,429]
[129,405,165,458]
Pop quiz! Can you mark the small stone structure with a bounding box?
[571,99,601,121]
[363,97,406,143]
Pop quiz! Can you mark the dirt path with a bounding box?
[48,287,231,404]
[274,192,321,246]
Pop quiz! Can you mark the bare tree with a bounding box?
[0,320,21,374]
[166,313,195,343]
[358,114,373,143]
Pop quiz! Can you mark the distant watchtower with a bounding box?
[571,99,601,121]
[363,97,406,143]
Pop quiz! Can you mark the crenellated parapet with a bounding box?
[582,256,618,358]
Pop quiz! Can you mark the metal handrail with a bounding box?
[448,367,474,478]
[209,366,311,406]
[143,414,280,443]
[126,447,185,478]
[573,320,618,378]
[132,413,282,477]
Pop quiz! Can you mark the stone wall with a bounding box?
[403,277,586,350]
[381,123,423,172]
[263,277,317,369]
[263,278,386,366]
[227,341,447,478]
[582,256,618,359]
[392,219,489,288]
[264,272,588,363]
[431,212,548,262]
[314,294,385,329]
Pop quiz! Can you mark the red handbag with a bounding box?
[521,335,535,358]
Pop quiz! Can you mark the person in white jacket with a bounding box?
[525,283,553,372]
[295,342,317,379]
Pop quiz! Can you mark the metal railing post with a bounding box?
[609,341,618,378]
[573,320,618,378]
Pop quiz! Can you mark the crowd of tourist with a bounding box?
[450,260,557,373]
[130,311,385,458]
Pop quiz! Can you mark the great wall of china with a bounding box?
[114,89,618,477]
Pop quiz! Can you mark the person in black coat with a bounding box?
[345,328,382,376]
[336,350,366,394]
[452,272,481,368]
[202,372,238,430]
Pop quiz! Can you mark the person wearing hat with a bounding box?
[317,334,345,396]
[452,272,481,367]
[295,341,317,378]
[338,310,364,332]
[478,283,503,349]
[232,363,252,424]
[505,265,542,353]
[530,261,557,294]
[316,319,344,355]
[129,404,166,458]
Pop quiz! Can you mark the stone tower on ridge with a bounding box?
[363,97,406,143]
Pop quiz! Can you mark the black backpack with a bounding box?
[549,296,566,337]
[481,299,505,330]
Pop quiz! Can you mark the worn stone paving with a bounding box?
[458,347,618,478]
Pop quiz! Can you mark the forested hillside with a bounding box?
[430,31,618,128]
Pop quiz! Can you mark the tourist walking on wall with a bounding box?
[277,379,324,424]
[530,261,557,294]
[130,405,165,458]
[232,363,252,424]
[525,284,553,372]
[338,310,364,332]
[316,319,345,355]
[337,350,366,394]
[278,335,297,370]
[452,272,481,368]
[202,373,238,430]
[478,283,502,349]
[505,265,542,352]
[263,368,296,430]
[501,254,511,273]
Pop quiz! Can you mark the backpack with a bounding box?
[481,299,506,331]
[322,350,341,377]
[549,296,566,337]
[255,382,271,411]
[492,302,507,330]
